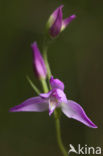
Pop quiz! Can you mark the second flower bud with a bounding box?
[31,42,47,79]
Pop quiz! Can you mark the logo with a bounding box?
[68,144,102,155]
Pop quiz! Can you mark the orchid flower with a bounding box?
[10,76,97,128]
[47,5,76,37]
[31,42,47,79]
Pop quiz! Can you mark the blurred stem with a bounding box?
[26,76,40,95]
[40,78,49,93]
[54,110,68,156]
[43,45,52,80]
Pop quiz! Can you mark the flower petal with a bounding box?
[52,89,67,104]
[52,5,64,21]
[61,14,76,31]
[50,76,64,90]
[61,100,97,128]
[40,91,52,99]
[9,97,49,112]
[49,6,63,37]
[47,5,64,27]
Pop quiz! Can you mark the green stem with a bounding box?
[26,76,40,95]
[54,110,68,156]
[43,46,52,80]
[40,78,49,93]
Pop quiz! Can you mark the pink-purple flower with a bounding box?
[31,42,47,79]
[10,76,97,128]
[47,5,76,37]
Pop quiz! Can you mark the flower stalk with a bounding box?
[43,46,52,80]
[54,110,68,156]
[40,78,49,93]
[42,37,68,156]
[40,71,68,156]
